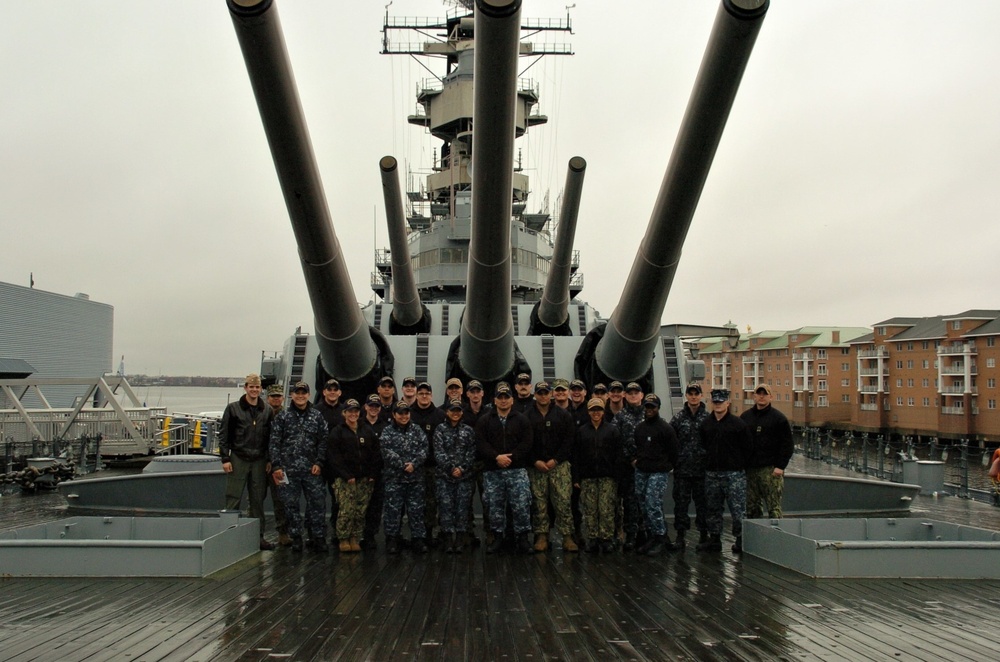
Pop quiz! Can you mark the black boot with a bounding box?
[600,539,615,554]
[674,530,687,550]
[486,532,504,554]
[697,534,722,552]
[411,538,428,554]
[731,536,743,554]
[623,535,636,552]
[516,533,534,555]
[386,536,401,555]
[645,535,665,556]
[291,536,303,552]
[585,539,600,554]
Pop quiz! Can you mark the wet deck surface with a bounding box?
[2,455,1000,661]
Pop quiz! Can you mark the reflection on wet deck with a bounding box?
[1,454,999,661]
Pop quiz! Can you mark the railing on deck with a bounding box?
[796,427,998,504]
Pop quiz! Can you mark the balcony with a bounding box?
[859,385,882,393]
[858,367,889,376]
[941,406,966,415]
[940,365,977,375]
[940,385,977,395]
[938,344,976,355]
[792,352,812,361]
[742,353,761,364]
[857,348,889,358]
[860,403,879,411]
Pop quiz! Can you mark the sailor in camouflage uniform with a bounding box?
[698,389,751,554]
[326,399,382,553]
[380,401,429,554]
[613,382,646,550]
[270,381,329,552]
[668,383,711,548]
[525,381,577,552]
[433,399,477,553]
[741,384,794,520]
[574,398,624,553]
[631,394,679,556]
[476,382,535,554]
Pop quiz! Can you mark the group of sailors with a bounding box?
[219,372,794,557]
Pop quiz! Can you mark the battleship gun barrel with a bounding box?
[595,0,768,381]
[535,156,587,332]
[459,0,523,380]
[227,0,377,381]
[379,156,425,330]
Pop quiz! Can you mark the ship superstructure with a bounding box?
[231,0,769,414]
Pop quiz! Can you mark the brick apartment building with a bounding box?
[694,311,1000,441]
[851,310,1000,441]
[697,327,870,426]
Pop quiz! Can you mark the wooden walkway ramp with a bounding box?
[2,456,1000,661]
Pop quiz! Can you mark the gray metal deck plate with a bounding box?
[0,511,259,577]
[744,517,1000,578]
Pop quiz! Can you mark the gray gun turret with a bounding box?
[530,156,587,336]
[379,156,430,334]
[227,0,392,399]
[577,0,768,389]
[456,0,524,383]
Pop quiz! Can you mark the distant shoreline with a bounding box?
[124,375,241,388]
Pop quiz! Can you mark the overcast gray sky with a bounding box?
[3,1,999,376]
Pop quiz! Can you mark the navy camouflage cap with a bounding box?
[710,389,730,403]
[570,379,586,390]
[266,384,284,396]
[292,381,310,393]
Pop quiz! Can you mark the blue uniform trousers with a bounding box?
[704,470,747,537]
[634,470,669,537]
[672,474,708,535]
[277,471,327,540]
[482,468,531,535]
[383,480,427,539]
[436,478,474,533]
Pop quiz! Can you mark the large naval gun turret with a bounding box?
[228,0,765,414]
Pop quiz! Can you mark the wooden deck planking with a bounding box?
[3,456,1000,661]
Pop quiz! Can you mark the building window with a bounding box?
[922,341,929,350]
[878,327,886,335]
[907,379,914,387]
[988,358,997,368]
[818,380,827,391]
[923,397,930,406]
[922,378,929,387]
[818,349,827,359]
[907,397,915,406]
[922,360,929,369]
[988,337,996,347]
[818,396,828,407]
[842,379,850,387]
[907,343,914,351]
[842,394,851,403]
[841,363,849,371]
[896,361,903,369]
[990,399,997,410]
[952,320,962,330]
[906,360,914,369]
[988,378,996,389]
[896,397,903,406]
[896,379,903,388]
[817,364,827,375]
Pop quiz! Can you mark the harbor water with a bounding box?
[134,385,246,417]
